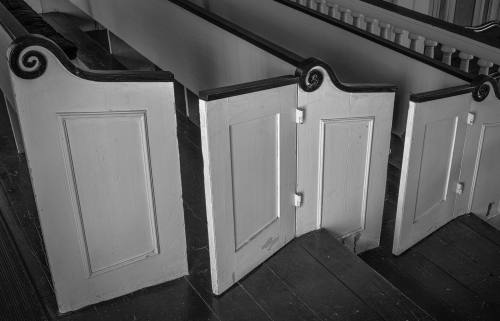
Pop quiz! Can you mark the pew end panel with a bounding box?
[7,35,187,313]
[394,76,500,255]
[294,59,396,253]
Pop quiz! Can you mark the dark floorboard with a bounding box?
[360,137,500,321]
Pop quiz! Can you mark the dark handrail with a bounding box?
[410,74,500,103]
[169,0,397,95]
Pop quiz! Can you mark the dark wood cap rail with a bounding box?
[9,35,174,82]
[169,0,397,99]
[199,76,299,101]
[410,74,500,103]
[274,0,474,83]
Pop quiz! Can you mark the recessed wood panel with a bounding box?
[414,117,457,222]
[229,114,279,250]
[60,111,159,277]
[471,123,500,209]
[319,117,373,237]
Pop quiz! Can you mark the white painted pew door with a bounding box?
[393,94,471,255]
[200,84,297,295]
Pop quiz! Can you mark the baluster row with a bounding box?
[293,0,496,76]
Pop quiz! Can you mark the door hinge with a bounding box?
[296,108,305,124]
[467,112,476,125]
[293,192,303,207]
[456,182,465,195]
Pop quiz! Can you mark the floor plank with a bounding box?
[238,264,322,321]
[458,214,500,247]
[300,230,433,321]
[266,239,382,321]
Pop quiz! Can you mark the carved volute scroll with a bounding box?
[9,39,47,79]
[8,35,174,82]
[295,57,397,93]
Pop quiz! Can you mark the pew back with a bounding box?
[204,0,469,135]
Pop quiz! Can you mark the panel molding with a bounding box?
[469,121,500,210]
[58,110,160,278]
[412,116,458,223]
[316,117,375,237]
[229,113,281,251]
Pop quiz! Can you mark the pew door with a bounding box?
[200,84,297,295]
[393,94,471,255]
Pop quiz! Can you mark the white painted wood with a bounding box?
[455,83,500,224]
[424,39,438,58]
[477,59,494,75]
[339,7,352,23]
[441,45,456,65]
[9,45,187,312]
[296,67,394,253]
[458,52,474,72]
[408,33,423,52]
[365,17,379,35]
[200,84,297,295]
[393,94,471,255]
[393,27,407,46]
[325,2,339,18]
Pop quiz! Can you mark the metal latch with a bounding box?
[296,108,305,124]
[456,182,465,195]
[467,112,476,125]
[294,193,303,207]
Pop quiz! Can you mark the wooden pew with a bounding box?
[0,2,187,313]
[65,0,397,295]
[394,75,500,254]
[201,0,500,250]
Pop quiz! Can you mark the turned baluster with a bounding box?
[298,0,307,6]
[440,45,456,65]
[352,12,364,29]
[379,22,391,40]
[424,40,438,58]
[458,52,474,72]
[393,27,406,45]
[314,0,326,13]
[477,59,494,75]
[339,7,351,23]
[307,0,315,9]
[365,17,379,35]
[325,2,339,18]
[408,33,423,52]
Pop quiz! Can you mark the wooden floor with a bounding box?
[361,157,500,321]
